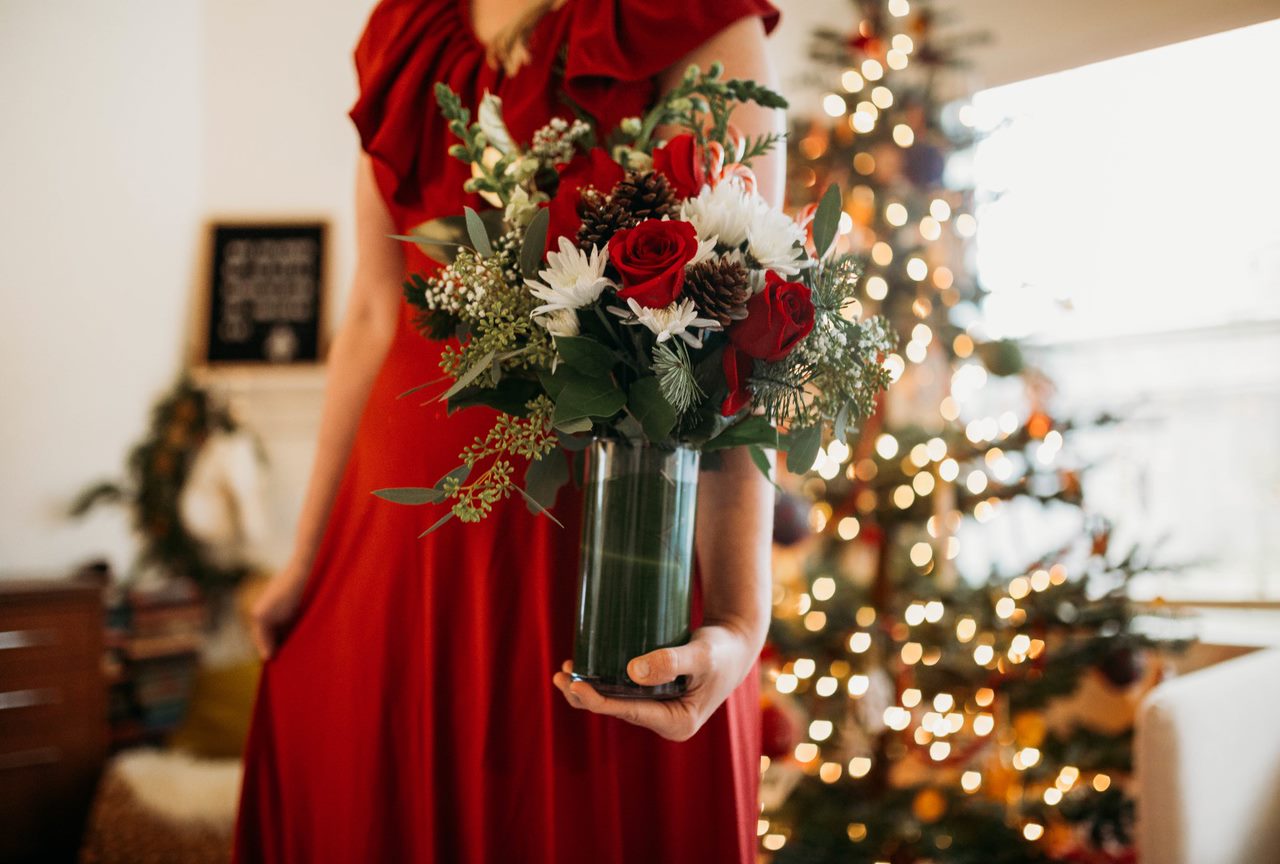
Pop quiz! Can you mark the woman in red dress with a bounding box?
[234,1,782,861]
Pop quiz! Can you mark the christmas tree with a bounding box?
[759,2,1183,861]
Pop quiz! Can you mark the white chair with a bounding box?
[1136,648,1280,864]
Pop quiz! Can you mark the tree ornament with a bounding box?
[911,787,948,823]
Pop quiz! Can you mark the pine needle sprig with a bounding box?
[651,341,705,415]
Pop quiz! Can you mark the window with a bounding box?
[969,20,1280,601]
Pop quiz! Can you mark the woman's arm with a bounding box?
[553,13,781,740]
[251,154,405,659]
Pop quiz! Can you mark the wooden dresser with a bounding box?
[0,578,107,864]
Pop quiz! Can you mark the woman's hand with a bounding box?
[552,621,763,742]
[249,562,310,661]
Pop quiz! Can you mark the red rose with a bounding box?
[652,134,706,199]
[728,271,815,362]
[546,148,625,252]
[720,346,754,416]
[607,219,699,308]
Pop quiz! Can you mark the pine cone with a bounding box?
[683,258,751,327]
[576,188,632,249]
[611,171,681,223]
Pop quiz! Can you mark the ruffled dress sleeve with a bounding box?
[346,0,780,215]
[562,0,781,132]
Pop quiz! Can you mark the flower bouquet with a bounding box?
[377,65,896,697]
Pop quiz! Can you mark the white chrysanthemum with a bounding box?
[681,180,757,249]
[526,237,614,315]
[689,235,718,267]
[534,307,580,338]
[747,203,809,275]
[613,297,720,349]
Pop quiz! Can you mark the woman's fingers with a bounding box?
[566,680,699,741]
[627,639,711,687]
[251,619,273,661]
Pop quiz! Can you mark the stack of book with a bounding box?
[104,579,206,749]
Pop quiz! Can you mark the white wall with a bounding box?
[0,1,204,576]
[0,0,369,578]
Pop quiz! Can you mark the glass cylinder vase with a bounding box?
[571,438,700,700]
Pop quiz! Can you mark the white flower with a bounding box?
[504,186,547,228]
[527,237,614,315]
[612,297,720,349]
[534,307,580,338]
[747,204,808,275]
[689,235,718,267]
[681,180,757,249]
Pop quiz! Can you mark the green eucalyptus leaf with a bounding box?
[523,450,570,516]
[447,378,543,416]
[464,206,493,256]
[435,464,471,490]
[555,335,617,377]
[371,487,445,506]
[812,184,842,258]
[553,375,626,424]
[834,404,850,443]
[438,350,496,402]
[703,415,779,451]
[520,207,551,277]
[747,445,778,486]
[418,511,455,537]
[627,377,676,443]
[785,423,822,474]
[554,417,594,434]
[515,484,566,528]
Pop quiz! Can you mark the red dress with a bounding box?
[233,1,779,862]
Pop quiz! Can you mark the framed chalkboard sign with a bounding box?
[199,221,328,365]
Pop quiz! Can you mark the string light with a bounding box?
[849,632,872,653]
[794,658,816,678]
[871,241,894,265]
[886,49,909,70]
[901,688,922,708]
[888,0,910,17]
[862,59,885,80]
[841,69,865,92]
[812,576,836,601]
[795,742,819,762]
[856,606,876,627]
[848,674,870,695]
[822,93,847,117]
[961,771,982,792]
[837,516,860,540]
[930,198,951,221]
[865,275,888,300]
[816,676,838,697]
[1023,823,1044,842]
[886,202,909,226]
[849,757,872,778]
[892,33,914,54]
[820,762,843,783]
[893,124,915,147]
[776,673,797,694]
[973,713,995,735]
[810,720,834,741]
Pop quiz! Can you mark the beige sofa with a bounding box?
[1136,648,1280,864]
